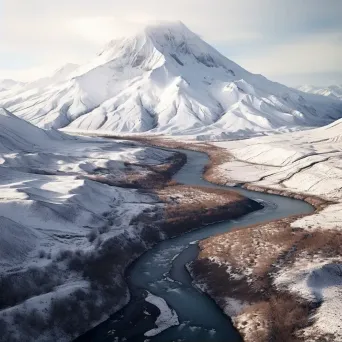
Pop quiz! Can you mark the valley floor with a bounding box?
[0,119,259,341]
[147,122,342,341]
[3,104,342,341]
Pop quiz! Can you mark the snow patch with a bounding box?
[274,256,342,339]
[144,291,179,336]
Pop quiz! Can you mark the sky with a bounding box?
[1,0,341,86]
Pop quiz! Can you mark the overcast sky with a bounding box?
[1,0,341,86]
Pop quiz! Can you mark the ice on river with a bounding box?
[144,291,179,337]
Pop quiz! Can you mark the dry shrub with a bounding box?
[190,258,260,304]
[166,179,179,186]
[12,309,48,340]
[87,228,98,243]
[238,294,309,342]
[38,249,46,258]
[239,301,271,342]
[55,249,73,262]
[199,219,302,281]
[0,265,62,309]
[268,294,309,342]
[295,230,342,258]
[49,294,90,336]
[253,255,273,276]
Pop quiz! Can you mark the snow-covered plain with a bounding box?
[0,21,341,139]
[209,119,342,340]
[0,107,181,341]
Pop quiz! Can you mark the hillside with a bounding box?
[0,107,179,341]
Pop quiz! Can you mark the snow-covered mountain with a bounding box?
[23,63,80,90]
[1,21,341,137]
[297,84,342,100]
[0,79,24,92]
[0,107,72,152]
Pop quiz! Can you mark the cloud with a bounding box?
[1,0,267,80]
[3,0,266,46]
[0,64,62,82]
[2,0,341,84]
[238,31,342,77]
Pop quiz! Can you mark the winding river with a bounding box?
[77,148,314,342]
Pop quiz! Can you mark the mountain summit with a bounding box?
[1,21,341,138]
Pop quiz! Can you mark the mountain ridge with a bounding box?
[1,21,341,138]
[297,84,342,100]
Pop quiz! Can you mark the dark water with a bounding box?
[77,148,314,342]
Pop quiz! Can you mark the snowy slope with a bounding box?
[297,84,342,100]
[213,117,342,201]
[0,107,182,341]
[1,21,341,137]
[0,107,176,271]
[0,108,71,153]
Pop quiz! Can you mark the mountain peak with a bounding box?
[0,79,24,91]
[143,20,193,35]
[97,19,235,73]
[144,20,186,29]
[1,22,341,136]
[142,20,201,49]
[100,20,198,55]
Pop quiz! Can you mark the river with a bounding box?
[76,147,314,342]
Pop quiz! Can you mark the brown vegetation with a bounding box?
[85,149,186,189]
[190,213,342,341]
[157,184,262,237]
[0,264,63,310]
[234,293,310,342]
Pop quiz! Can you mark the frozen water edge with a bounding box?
[144,291,179,337]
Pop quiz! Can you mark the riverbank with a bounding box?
[158,185,262,237]
[185,138,341,341]
[203,130,342,341]
[124,135,341,341]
